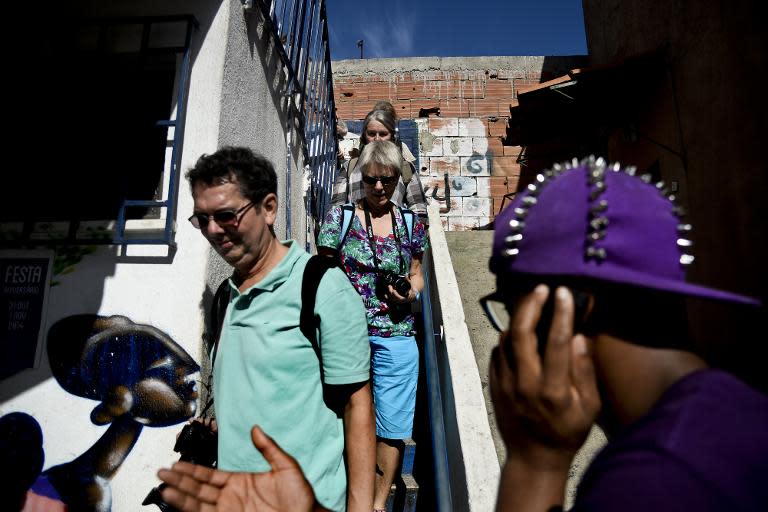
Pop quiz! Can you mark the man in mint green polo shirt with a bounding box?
[186,146,375,512]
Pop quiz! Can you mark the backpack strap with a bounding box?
[201,278,232,417]
[299,255,340,381]
[210,279,231,366]
[339,202,356,246]
[398,206,415,244]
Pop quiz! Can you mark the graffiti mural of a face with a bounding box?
[18,315,203,511]
[47,315,200,427]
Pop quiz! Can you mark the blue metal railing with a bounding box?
[248,0,339,223]
[421,251,454,512]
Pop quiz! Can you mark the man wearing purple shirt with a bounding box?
[485,158,768,511]
[155,157,768,512]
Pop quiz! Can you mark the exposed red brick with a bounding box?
[457,80,485,99]
[492,156,521,176]
[395,80,420,100]
[352,102,374,119]
[484,79,515,99]
[367,82,395,101]
[391,100,412,119]
[420,80,454,99]
[335,103,354,120]
[487,137,504,156]
[506,174,521,192]
[335,82,368,101]
[503,145,522,157]
[486,117,509,137]
[469,99,500,117]
[439,99,470,117]
[410,98,440,117]
[493,196,515,215]
[489,176,509,197]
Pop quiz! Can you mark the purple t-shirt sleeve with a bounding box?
[573,370,768,511]
[572,449,724,511]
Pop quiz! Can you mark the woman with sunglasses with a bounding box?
[330,108,427,223]
[318,140,428,512]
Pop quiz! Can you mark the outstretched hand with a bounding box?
[490,285,601,471]
[158,425,326,512]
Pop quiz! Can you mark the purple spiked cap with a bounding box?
[490,157,759,306]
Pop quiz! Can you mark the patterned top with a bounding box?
[318,203,429,337]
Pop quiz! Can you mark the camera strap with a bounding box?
[362,200,405,275]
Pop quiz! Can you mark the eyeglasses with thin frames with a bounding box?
[188,202,254,229]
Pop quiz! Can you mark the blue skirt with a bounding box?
[369,335,419,439]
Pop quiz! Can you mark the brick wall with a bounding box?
[332,57,586,230]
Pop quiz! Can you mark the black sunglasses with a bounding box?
[188,202,254,229]
[361,174,397,186]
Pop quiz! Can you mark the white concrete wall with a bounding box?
[426,203,500,511]
[216,3,306,245]
[0,1,307,510]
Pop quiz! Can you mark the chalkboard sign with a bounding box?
[1,251,53,380]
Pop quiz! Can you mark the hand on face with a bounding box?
[489,285,601,470]
[158,425,326,512]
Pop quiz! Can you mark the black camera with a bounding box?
[377,272,411,298]
[143,421,218,511]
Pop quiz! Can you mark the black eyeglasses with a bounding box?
[188,202,254,229]
[361,174,397,186]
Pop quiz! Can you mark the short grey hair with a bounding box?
[357,140,402,177]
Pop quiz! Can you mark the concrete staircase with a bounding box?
[384,438,418,512]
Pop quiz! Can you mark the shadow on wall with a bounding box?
[0,1,224,401]
[2,315,199,511]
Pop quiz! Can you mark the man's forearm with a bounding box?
[343,382,375,512]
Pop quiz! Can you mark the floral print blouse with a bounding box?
[318,203,428,337]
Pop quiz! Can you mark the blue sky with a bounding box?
[326,0,587,61]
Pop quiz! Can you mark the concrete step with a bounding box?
[384,439,418,512]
